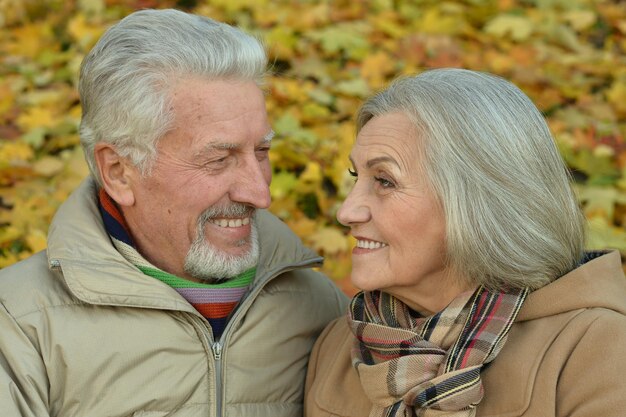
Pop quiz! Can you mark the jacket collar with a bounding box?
[46,177,323,310]
[518,250,626,321]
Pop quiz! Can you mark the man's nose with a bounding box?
[229,157,271,209]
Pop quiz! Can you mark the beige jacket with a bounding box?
[0,178,348,417]
[305,251,626,417]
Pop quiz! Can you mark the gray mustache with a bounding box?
[198,204,255,223]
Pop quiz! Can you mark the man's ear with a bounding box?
[94,143,137,207]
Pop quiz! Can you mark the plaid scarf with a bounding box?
[348,286,529,417]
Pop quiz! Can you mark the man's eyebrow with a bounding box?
[261,130,275,144]
[198,141,237,152]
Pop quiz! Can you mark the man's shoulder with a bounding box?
[0,250,73,318]
[0,250,50,285]
[264,268,349,325]
[273,267,347,299]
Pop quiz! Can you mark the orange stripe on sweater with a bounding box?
[194,302,238,318]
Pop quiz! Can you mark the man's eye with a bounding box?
[205,156,229,168]
[255,148,270,161]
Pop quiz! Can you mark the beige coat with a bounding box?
[0,178,348,417]
[305,251,626,417]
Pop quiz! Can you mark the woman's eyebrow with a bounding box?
[366,156,400,169]
[348,155,400,170]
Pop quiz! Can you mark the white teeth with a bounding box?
[210,218,250,228]
[356,239,387,249]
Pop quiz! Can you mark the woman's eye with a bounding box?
[348,168,358,181]
[375,176,394,188]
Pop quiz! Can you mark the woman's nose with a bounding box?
[336,187,370,227]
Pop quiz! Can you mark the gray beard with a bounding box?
[183,205,259,284]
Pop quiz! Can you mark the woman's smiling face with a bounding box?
[337,112,467,314]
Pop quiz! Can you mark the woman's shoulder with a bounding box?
[317,316,352,347]
[478,305,626,416]
[305,315,372,417]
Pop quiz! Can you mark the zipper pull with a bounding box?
[212,341,222,361]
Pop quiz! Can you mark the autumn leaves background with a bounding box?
[1,0,625,292]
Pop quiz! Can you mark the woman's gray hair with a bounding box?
[357,68,586,290]
[79,9,267,185]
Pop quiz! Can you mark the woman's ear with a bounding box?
[94,143,136,207]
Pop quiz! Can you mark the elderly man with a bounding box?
[0,9,347,417]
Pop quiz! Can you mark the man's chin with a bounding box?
[184,241,258,282]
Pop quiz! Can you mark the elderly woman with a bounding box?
[305,69,626,417]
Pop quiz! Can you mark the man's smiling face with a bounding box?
[123,78,273,282]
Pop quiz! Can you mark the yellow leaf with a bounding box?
[286,216,318,238]
[33,156,64,177]
[271,78,312,104]
[67,13,106,51]
[326,122,356,197]
[484,50,514,73]
[21,87,72,108]
[25,228,47,252]
[0,253,20,268]
[360,51,395,88]
[417,7,465,35]
[607,81,626,116]
[17,106,57,130]
[586,216,626,253]
[270,171,298,200]
[334,78,370,98]
[371,11,409,39]
[268,197,297,220]
[291,3,330,30]
[78,0,105,16]
[485,15,534,41]
[301,103,331,123]
[321,251,354,286]
[0,0,27,27]
[309,24,370,59]
[0,225,21,245]
[208,0,268,13]
[578,186,626,220]
[307,227,349,255]
[64,146,90,178]
[0,81,15,119]
[299,161,322,185]
[5,23,55,58]
[265,27,298,60]
[563,10,596,31]
[0,142,34,163]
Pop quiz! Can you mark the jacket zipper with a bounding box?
[211,341,222,417]
[207,259,322,417]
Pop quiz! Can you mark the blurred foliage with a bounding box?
[1,0,625,294]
